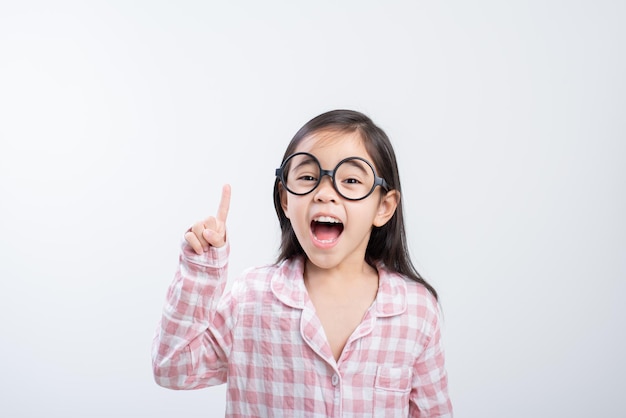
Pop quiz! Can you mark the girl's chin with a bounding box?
[303,246,357,272]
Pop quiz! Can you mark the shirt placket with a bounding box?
[299,302,344,416]
[300,300,380,416]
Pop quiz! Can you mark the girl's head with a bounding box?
[273,109,437,299]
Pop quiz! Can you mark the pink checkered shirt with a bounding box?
[152,240,453,417]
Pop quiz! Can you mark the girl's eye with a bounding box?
[343,177,362,185]
[297,175,317,182]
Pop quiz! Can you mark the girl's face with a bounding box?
[279,130,399,273]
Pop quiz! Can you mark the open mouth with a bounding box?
[311,216,344,243]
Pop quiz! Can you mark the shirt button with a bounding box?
[331,374,339,386]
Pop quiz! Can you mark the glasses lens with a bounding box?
[283,153,320,195]
[335,158,376,200]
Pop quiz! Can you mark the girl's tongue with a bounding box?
[311,221,344,242]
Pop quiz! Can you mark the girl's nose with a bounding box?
[314,175,338,202]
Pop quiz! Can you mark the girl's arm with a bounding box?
[152,185,235,389]
[409,299,454,417]
[152,242,235,389]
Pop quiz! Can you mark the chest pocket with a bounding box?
[373,366,412,417]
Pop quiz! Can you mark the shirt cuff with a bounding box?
[180,236,230,270]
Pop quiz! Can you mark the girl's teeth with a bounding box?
[315,216,340,223]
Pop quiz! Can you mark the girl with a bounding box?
[152,110,453,417]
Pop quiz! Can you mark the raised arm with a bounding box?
[152,185,237,390]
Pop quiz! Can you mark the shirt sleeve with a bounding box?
[152,238,237,390]
[409,299,454,417]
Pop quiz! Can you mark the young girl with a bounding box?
[152,110,453,417]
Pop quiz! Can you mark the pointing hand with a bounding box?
[185,184,231,254]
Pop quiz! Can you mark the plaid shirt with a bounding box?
[152,240,453,417]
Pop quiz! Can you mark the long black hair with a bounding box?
[272,109,437,300]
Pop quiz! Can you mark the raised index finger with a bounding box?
[216,184,231,224]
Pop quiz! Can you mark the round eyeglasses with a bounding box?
[275,152,390,201]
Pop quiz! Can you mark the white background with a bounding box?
[1,1,624,417]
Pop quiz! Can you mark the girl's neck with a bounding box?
[303,258,378,294]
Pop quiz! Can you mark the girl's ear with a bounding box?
[373,190,400,227]
[279,183,290,219]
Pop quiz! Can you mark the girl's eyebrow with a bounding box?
[291,156,317,170]
[341,159,370,175]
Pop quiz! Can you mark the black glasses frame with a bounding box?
[275,152,390,201]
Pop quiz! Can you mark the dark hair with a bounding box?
[272,109,437,300]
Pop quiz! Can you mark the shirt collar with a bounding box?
[270,257,407,317]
